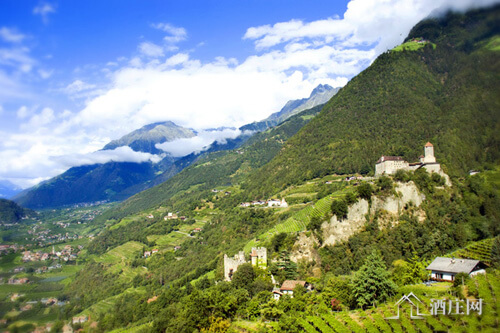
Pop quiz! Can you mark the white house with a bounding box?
[426,257,486,282]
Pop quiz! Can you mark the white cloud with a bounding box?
[2,0,498,189]
[0,47,36,73]
[244,0,500,54]
[0,27,26,43]
[156,128,244,157]
[52,146,162,168]
[38,68,53,79]
[16,106,29,119]
[33,3,56,24]
[152,23,187,43]
[21,107,55,130]
[64,80,96,94]
[138,41,164,58]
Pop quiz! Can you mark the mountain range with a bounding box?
[14,84,338,209]
[100,5,500,220]
[5,6,500,332]
[0,180,22,199]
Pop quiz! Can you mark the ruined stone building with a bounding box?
[224,247,268,281]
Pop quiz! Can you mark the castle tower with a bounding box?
[423,142,436,163]
[250,247,267,268]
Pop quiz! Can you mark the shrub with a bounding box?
[357,182,373,200]
[331,199,348,220]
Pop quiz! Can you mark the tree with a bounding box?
[394,169,410,182]
[321,276,353,310]
[391,253,428,286]
[331,199,348,220]
[344,192,358,205]
[377,176,393,192]
[261,300,284,321]
[351,250,396,309]
[231,263,255,291]
[357,182,373,201]
[200,317,231,333]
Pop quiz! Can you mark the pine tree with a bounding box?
[351,250,396,309]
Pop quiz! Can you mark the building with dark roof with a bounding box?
[426,257,486,282]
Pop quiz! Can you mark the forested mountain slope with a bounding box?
[244,6,500,197]
[98,105,324,221]
[0,199,34,223]
[53,7,500,332]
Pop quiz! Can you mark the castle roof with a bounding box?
[425,142,433,147]
[376,156,405,164]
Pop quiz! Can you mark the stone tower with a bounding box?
[423,142,436,163]
[250,247,267,268]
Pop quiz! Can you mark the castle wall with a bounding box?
[224,251,246,281]
[375,160,409,176]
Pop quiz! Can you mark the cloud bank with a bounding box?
[156,128,245,157]
[52,146,162,167]
[1,0,499,188]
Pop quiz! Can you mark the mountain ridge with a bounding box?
[14,84,337,209]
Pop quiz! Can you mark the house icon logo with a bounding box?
[387,292,428,320]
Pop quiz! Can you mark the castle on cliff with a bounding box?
[375,142,443,176]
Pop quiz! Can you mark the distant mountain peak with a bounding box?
[266,84,340,124]
[103,121,196,154]
[309,84,334,98]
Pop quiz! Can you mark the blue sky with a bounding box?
[0,0,497,188]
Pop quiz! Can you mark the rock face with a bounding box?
[322,181,425,247]
[290,232,320,263]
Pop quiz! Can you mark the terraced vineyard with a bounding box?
[298,271,500,332]
[243,188,354,252]
[447,238,494,265]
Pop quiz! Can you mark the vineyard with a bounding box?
[447,238,494,265]
[297,271,500,332]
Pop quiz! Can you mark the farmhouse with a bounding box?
[426,257,486,282]
[273,280,313,299]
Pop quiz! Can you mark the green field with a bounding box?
[392,39,435,52]
[79,286,147,318]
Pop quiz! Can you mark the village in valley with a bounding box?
[1,139,498,332]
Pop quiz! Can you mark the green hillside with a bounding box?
[98,105,324,222]
[4,6,500,332]
[0,199,33,223]
[244,6,500,197]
